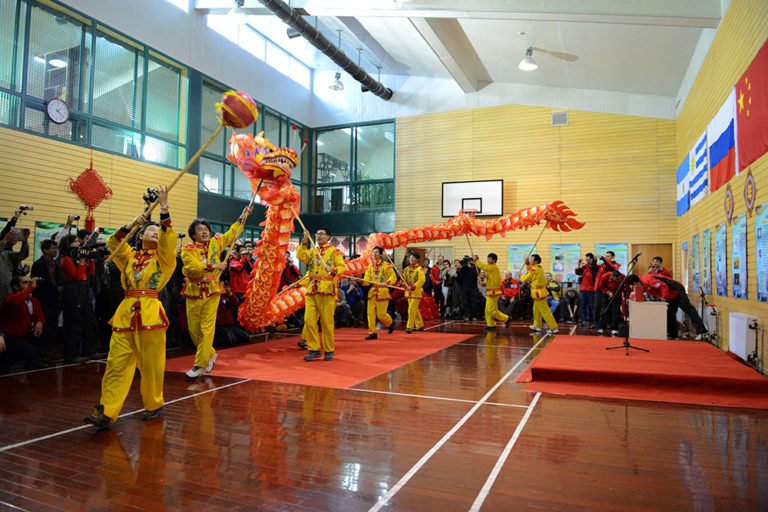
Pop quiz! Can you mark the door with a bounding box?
[630,243,674,277]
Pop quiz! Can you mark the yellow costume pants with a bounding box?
[532,298,558,330]
[305,294,336,353]
[100,328,166,420]
[367,300,393,334]
[187,295,220,368]
[485,296,509,327]
[406,298,424,329]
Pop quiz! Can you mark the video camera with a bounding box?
[73,244,109,260]
[143,188,159,204]
[70,214,81,221]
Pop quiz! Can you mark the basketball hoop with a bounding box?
[460,209,478,218]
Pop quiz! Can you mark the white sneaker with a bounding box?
[548,328,559,334]
[610,330,619,335]
[597,329,605,334]
[529,325,540,331]
[694,332,707,341]
[186,366,204,379]
[204,352,218,374]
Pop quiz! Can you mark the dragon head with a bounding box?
[228,131,299,203]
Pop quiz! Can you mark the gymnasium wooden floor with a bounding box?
[1,320,767,511]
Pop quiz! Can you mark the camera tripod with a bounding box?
[603,254,649,356]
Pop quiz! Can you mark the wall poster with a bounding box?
[732,213,747,299]
[701,229,712,294]
[715,222,728,296]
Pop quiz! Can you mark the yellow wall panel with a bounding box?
[0,127,198,261]
[676,0,768,360]
[395,106,677,275]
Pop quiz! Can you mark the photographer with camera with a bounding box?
[50,214,80,243]
[59,230,98,364]
[0,208,30,304]
[85,185,178,431]
[31,239,60,361]
[457,255,482,321]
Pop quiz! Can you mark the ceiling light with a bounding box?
[329,72,344,91]
[518,47,537,71]
[49,58,68,68]
[329,30,344,91]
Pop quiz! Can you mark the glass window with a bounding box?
[287,123,308,183]
[316,128,351,183]
[91,123,140,157]
[26,3,91,109]
[263,110,281,145]
[201,81,228,156]
[232,164,252,200]
[357,123,394,180]
[313,185,351,213]
[143,135,182,168]
[145,54,186,143]
[0,91,21,127]
[92,29,143,129]
[200,157,225,194]
[0,0,26,92]
[355,182,394,211]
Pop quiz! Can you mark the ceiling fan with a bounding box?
[531,46,579,62]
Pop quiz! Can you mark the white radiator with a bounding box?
[729,313,757,360]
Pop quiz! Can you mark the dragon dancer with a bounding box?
[403,252,426,333]
[520,254,559,334]
[474,253,511,331]
[85,186,176,431]
[298,228,346,361]
[182,206,251,379]
[362,246,397,340]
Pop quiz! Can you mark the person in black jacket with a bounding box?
[30,239,60,360]
[457,256,482,321]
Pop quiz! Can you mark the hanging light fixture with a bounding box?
[519,46,538,71]
[329,30,345,91]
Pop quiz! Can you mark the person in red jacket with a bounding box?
[596,270,627,335]
[499,271,521,318]
[429,259,445,318]
[648,256,673,278]
[59,235,98,363]
[625,274,707,340]
[593,251,620,330]
[227,244,253,300]
[0,275,45,372]
[575,253,598,326]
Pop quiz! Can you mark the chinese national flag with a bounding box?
[737,39,768,171]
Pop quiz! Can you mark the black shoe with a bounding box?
[142,406,164,421]
[405,328,412,334]
[414,327,424,332]
[505,317,512,328]
[84,404,111,431]
[304,350,322,361]
[365,334,378,340]
[387,322,395,334]
[297,340,308,350]
[324,352,334,361]
[483,326,496,332]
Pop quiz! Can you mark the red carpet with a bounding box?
[166,329,472,389]
[516,335,768,409]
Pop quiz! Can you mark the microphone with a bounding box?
[630,251,642,263]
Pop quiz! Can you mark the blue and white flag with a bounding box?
[676,154,690,216]
[689,132,708,206]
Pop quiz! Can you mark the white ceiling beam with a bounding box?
[409,18,491,93]
[292,0,719,28]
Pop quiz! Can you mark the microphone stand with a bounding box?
[605,254,649,355]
